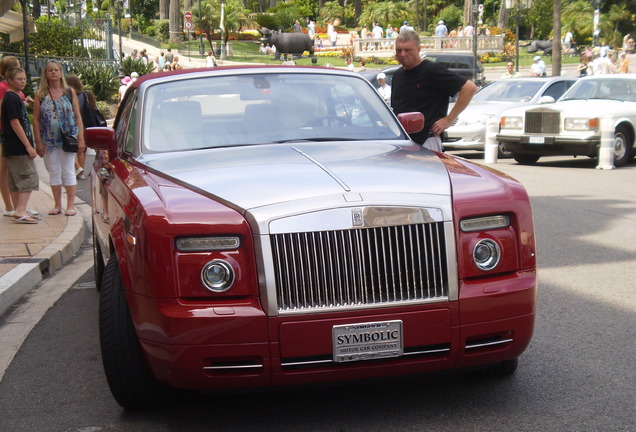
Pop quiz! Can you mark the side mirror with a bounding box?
[397,112,425,134]
[85,127,117,161]
[539,95,555,104]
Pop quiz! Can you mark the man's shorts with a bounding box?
[6,155,39,193]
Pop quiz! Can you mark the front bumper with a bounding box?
[130,270,537,390]
[444,126,486,151]
[497,133,600,156]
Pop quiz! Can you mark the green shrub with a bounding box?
[69,62,120,102]
[120,57,156,77]
[155,20,170,41]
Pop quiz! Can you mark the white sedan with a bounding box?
[444,77,576,156]
[496,75,636,167]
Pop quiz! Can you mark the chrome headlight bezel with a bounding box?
[472,239,502,271]
[201,259,235,292]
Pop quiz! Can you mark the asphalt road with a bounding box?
[0,154,634,432]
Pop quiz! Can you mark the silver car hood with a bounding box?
[142,141,452,233]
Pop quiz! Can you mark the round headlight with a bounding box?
[201,260,235,292]
[473,239,501,271]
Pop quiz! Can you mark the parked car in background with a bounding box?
[360,52,485,89]
[444,77,577,156]
[497,75,636,166]
[86,66,537,410]
[359,66,399,89]
[422,52,486,87]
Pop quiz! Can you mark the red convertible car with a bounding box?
[86,66,537,410]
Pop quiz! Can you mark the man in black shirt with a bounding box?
[391,30,477,151]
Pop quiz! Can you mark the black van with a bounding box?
[421,52,486,87]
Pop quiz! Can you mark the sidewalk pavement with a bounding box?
[0,157,86,318]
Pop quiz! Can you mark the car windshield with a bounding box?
[560,77,636,102]
[473,80,545,102]
[141,72,405,153]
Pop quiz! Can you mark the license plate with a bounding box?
[528,136,545,144]
[332,320,403,363]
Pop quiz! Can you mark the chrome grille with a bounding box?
[525,111,560,134]
[271,223,449,312]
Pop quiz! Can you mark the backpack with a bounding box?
[79,91,107,128]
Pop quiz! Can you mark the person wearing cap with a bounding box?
[435,20,448,37]
[399,21,413,33]
[119,76,131,104]
[376,72,391,105]
[391,29,478,152]
[530,56,546,76]
[128,71,139,88]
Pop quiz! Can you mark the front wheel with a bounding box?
[513,153,541,165]
[99,255,175,410]
[611,126,632,167]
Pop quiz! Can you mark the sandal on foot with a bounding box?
[3,210,14,217]
[12,215,40,224]
[65,209,77,216]
[48,208,62,215]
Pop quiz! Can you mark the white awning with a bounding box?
[0,5,36,43]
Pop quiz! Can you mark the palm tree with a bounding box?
[358,1,410,28]
[169,0,181,44]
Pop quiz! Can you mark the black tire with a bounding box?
[498,144,512,159]
[490,357,519,377]
[513,153,541,165]
[92,220,104,292]
[611,125,632,167]
[99,255,175,410]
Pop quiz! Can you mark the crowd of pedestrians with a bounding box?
[0,56,98,224]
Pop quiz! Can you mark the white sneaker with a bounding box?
[75,167,84,177]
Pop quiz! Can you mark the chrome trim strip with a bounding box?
[203,364,264,370]
[465,338,513,350]
[280,346,450,367]
[276,297,449,316]
[403,347,451,356]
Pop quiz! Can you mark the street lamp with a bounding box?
[198,0,204,56]
[220,0,226,59]
[505,0,531,72]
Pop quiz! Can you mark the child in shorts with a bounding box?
[1,67,39,224]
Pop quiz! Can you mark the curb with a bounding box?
[0,180,87,318]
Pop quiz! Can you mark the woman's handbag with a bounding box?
[61,132,78,153]
[52,89,79,152]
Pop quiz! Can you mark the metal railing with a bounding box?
[349,35,505,57]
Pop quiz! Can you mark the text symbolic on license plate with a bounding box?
[333,320,403,363]
[528,136,545,144]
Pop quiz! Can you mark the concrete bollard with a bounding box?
[484,117,500,164]
[596,116,615,170]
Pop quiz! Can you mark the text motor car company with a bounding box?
[86,66,537,410]
[497,75,636,166]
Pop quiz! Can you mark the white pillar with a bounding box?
[596,116,615,170]
[484,117,499,164]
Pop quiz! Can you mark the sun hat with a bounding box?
[377,72,386,80]
[533,56,541,61]
[121,76,131,85]
[438,20,444,24]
